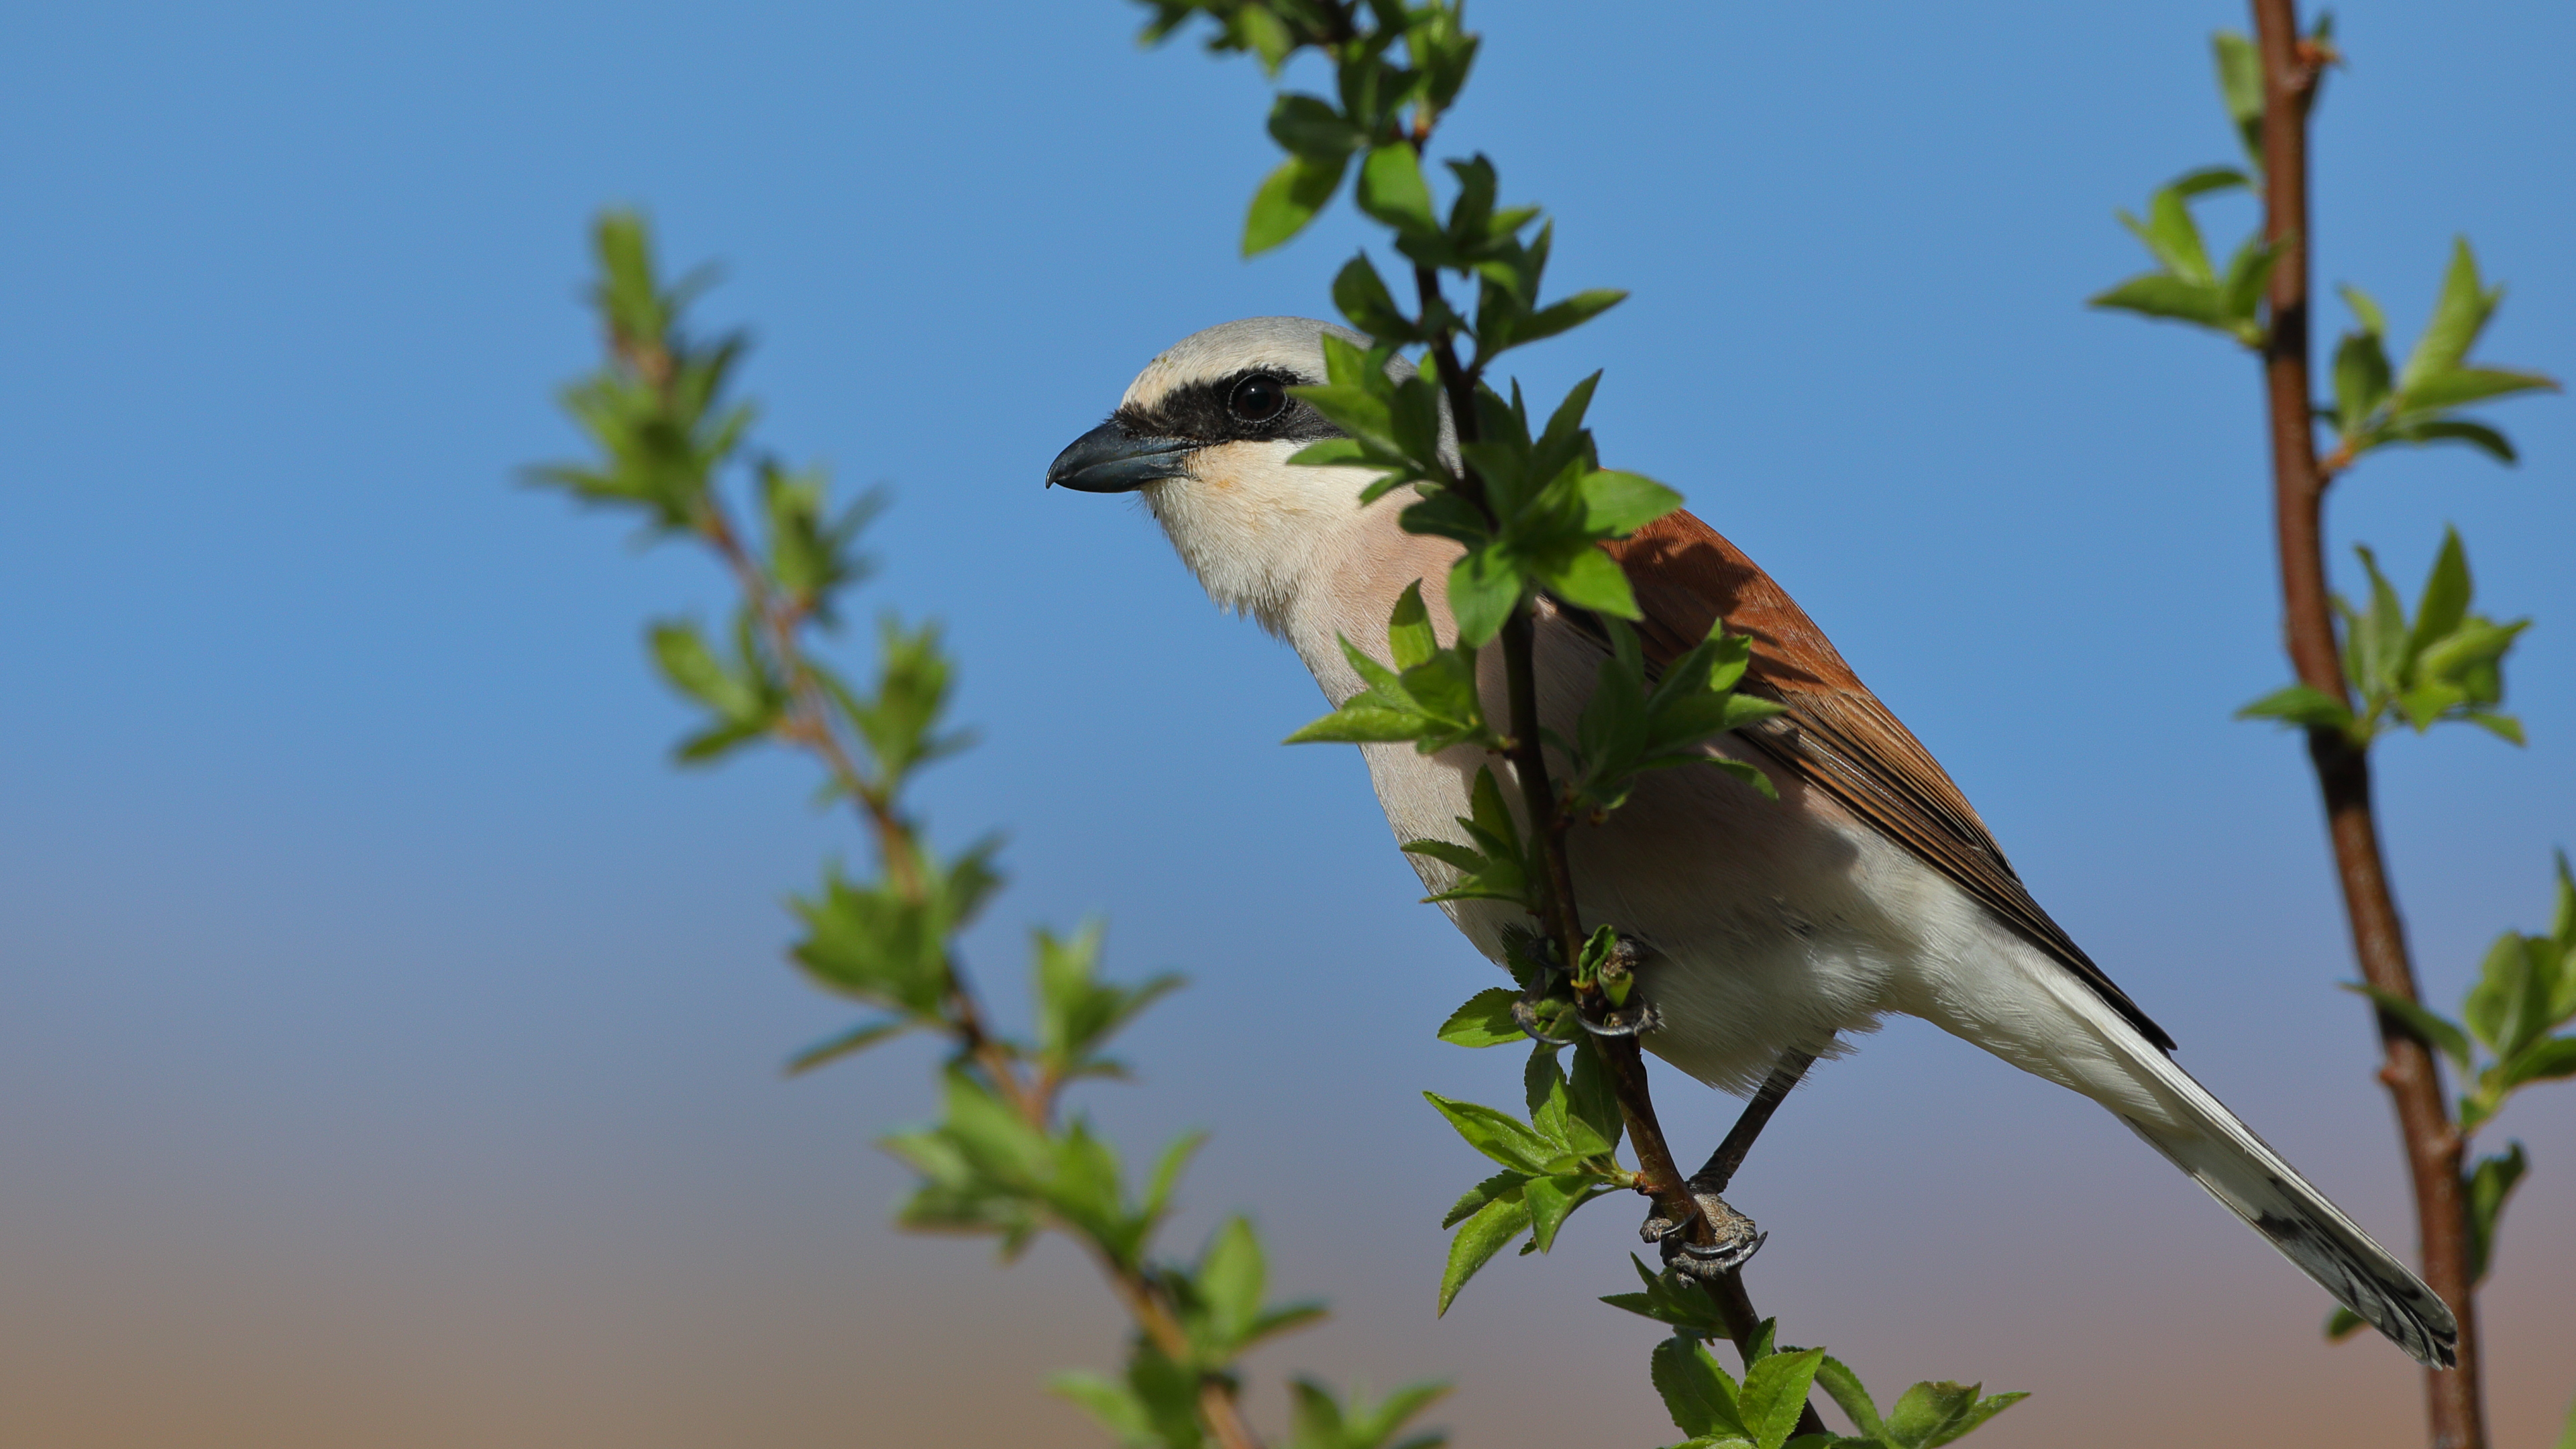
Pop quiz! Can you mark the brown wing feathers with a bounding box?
[1602,512,2176,1052]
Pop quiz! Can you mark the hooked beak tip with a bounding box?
[1047,421,1195,494]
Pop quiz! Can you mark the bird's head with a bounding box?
[1048,316,1448,635]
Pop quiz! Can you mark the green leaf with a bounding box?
[1523,1044,1575,1150]
[2385,416,2519,464]
[1387,579,1440,669]
[2087,273,2231,331]
[1288,1377,1452,1449]
[2235,683,2354,732]
[2331,328,2393,441]
[2408,528,2474,667]
[1437,1191,1532,1314]
[1880,1381,1984,1449]
[1441,1169,1528,1230]
[1333,252,1417,343]
[1738,1348,1825,1449]
[649,619,763,721]
[1049,1372,1161,1449]
[1143,1130,1208,1229]
[2465,1142,2527,1283]
[1810,1358,1887,1444]
[1509,288,1628,350]
[2339,283,2387,338]
[1446,545,1523,647]
[1566,1041,1626,1154]
[2129,186,2215,282]
[1034,922,1184,1081]
[2463,922,2524,1046]
[1543,545,1641,619]
[1580,469,1685,537]
[1521,1172,1608,1252]
[2463,710,2526,746]
[2351,545,2408,698]
[1355,143,1438,238]
[1601,1254,1731,1335]
[1423,1091,1555,1175]
[2341,983,2473,1070]
[2212,30,2265,174]
[1288,706,1439,744]
[2218,236,2282,343]
[1653,1336,1749,1442]
[1925,1391,2029,1447]
[1268,92,1363,160]
[1437,987,1529,1047]
[2402,366,2559,413]
[2499,1036,2576,1091]
[783,1017,912,1075]
[1246,152,1349,256]
[2174,164,2251,197]
[2401,238,2498,390]
[1194,1216,1267,1348]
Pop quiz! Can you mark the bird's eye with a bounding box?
[1227,374,1287,423]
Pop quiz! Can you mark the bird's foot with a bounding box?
[1640,1178,1765,1281]
[1508,928,1664,1038]
[1579,998,1663,1037]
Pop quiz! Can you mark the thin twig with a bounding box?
[2250,3,2479,1444]
[1392,123,1825,1435]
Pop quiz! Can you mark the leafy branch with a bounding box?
[2238,527,2528,749]
[2321,857,2576,1342]
[539,211,1446,1449]
[1148,3,2023,1444]
[2095,9,2563,1442]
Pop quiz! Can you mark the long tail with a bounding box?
[2117,1043,2457,1366]
[1914,941,2460,1367]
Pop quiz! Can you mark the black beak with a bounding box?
[1046,421,1197,493]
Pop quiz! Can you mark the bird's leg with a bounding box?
[1641,1049,1817,1281]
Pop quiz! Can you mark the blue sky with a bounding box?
[3,3,2571,1446]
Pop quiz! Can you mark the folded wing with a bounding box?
[1603,510,2176,1052]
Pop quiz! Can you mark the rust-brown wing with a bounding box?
[1603,510,2175,1051]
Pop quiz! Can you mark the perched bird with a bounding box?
[1046,315,2458,1367]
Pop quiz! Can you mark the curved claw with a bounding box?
[1579,1000,1664,1037]
[1640,1181,1765,1280]
[1511,997,1585,1046]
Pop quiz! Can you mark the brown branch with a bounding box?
[2250,5,2481,1445]
[1403,239,1827,1440]
[631,282,1258,1449]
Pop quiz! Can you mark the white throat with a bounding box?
[1139,443,1389,639]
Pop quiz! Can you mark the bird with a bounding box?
[1044,314,2459,1368]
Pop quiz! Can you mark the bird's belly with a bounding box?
[1354,735,1950,1095]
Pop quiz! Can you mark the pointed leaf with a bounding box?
[1356,144,1438,238]
[1442,1169,1527,1230]
[2088,273,2231,329]
[784,1018,912,1075]
[2401,238,2496,390]
[2402,366,2559,412]
[1423,1091,1554,1174]
[2236,683,2354,731]
[1652,1336,1748,1441]
[1437,1192,1531,1314]
[1246,153,1348,256]
[1438,987,1530,1048]
[1810,1358,1887,1444]
[1738,1348,1825,1449]
[2408,529,2473,668]
[2341,983,2473,1069]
